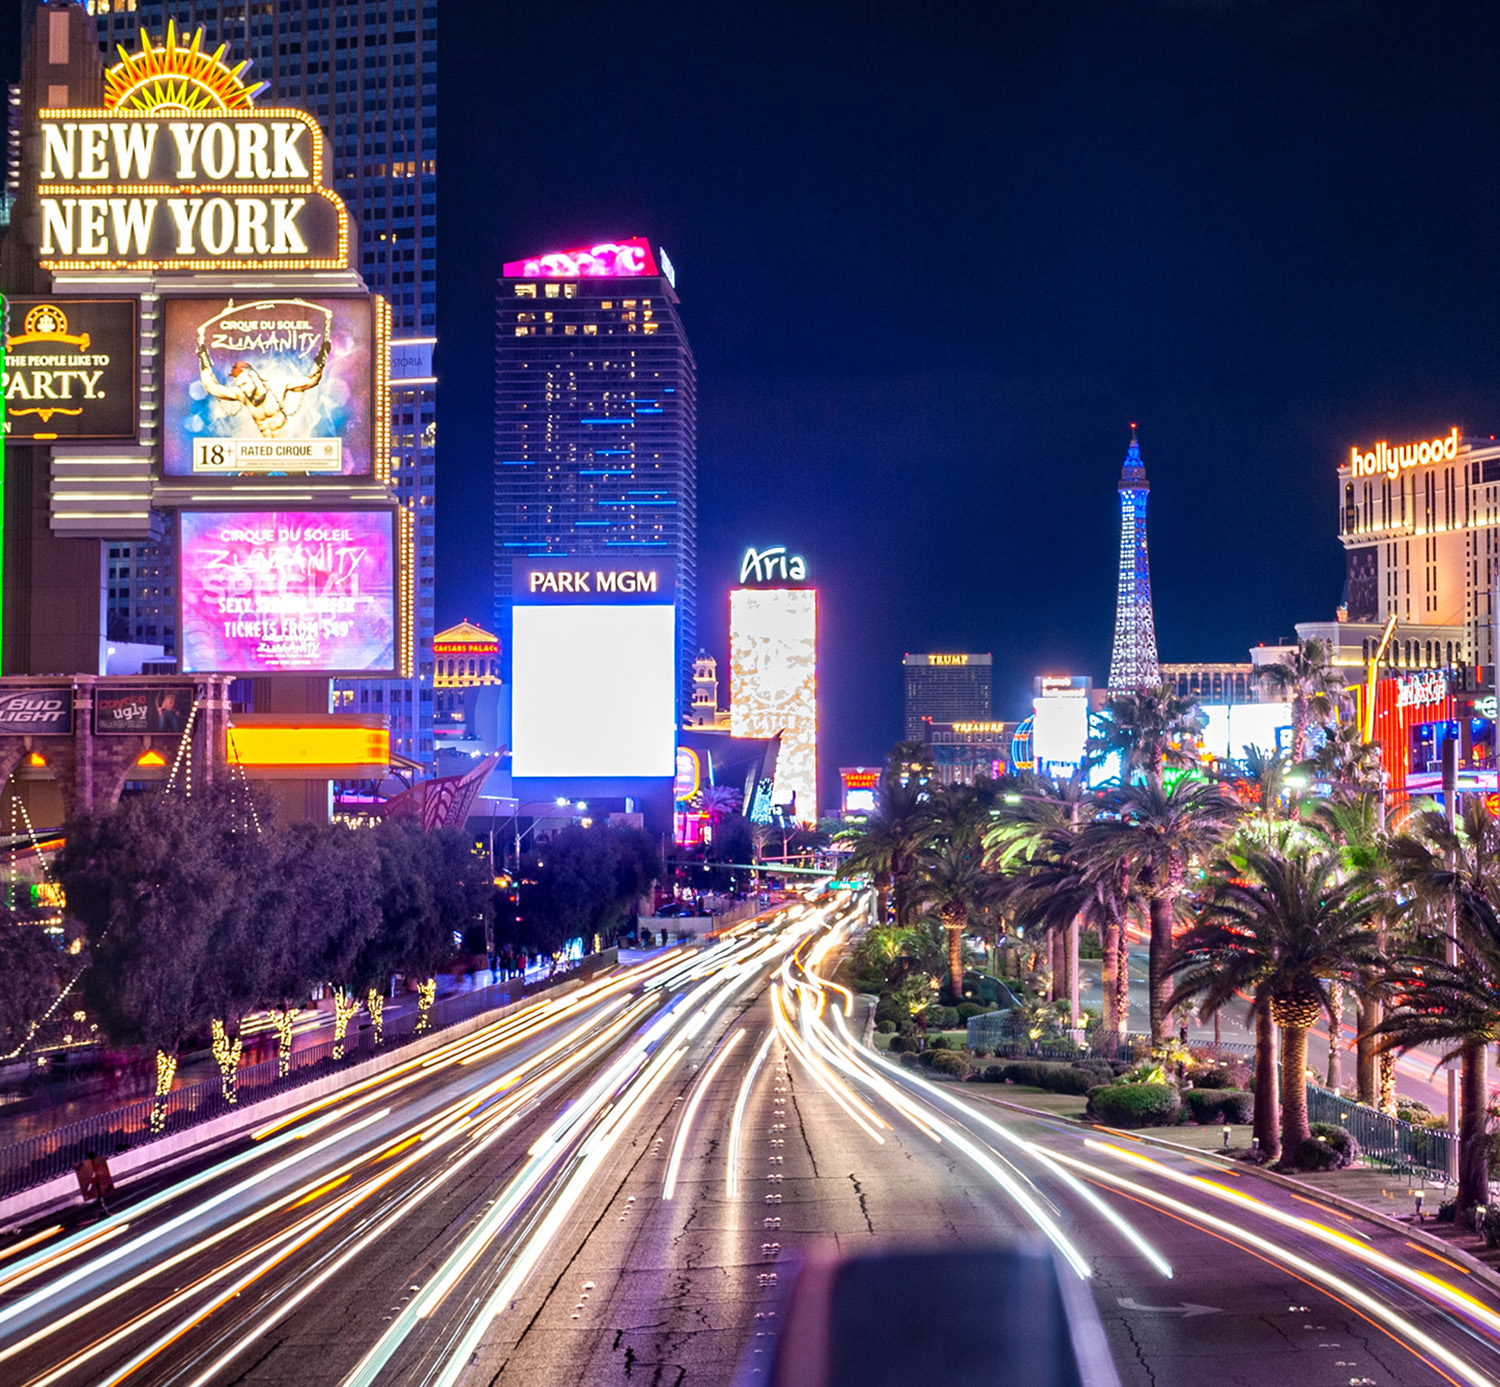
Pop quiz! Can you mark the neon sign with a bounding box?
[739,545,808,585]
[502,238,658,279]
[1395,669,1449,710]
[1349,428,1459,481]
[929,654,969,667]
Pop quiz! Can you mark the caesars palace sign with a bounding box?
[30,111,348,270]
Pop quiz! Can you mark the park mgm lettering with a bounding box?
[1349,428,1459,481]
[35,113,332,261]
[527,568,660,595]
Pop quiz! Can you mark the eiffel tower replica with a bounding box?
[1107,426,1161,692]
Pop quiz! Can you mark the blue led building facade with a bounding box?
[1107,428,1161,692]
[494,251,698,704]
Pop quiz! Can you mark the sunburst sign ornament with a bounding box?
[103,20,268,114]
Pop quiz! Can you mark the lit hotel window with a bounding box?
[544,283,560,297]
[584,324,598,335]
[515,283,536,297]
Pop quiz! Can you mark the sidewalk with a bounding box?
[968,1081,1500,1284]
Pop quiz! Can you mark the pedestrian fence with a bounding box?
[0,956,613,1202]
[1305,1083,1455,1183]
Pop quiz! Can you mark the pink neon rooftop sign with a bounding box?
[503,237,658,278]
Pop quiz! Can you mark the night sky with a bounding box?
[438,0,1500,805]
[9,3,1500,808]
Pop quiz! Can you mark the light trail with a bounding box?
[1048,1147,1500,1387]
[663,1028,745,1200]
[726,1033,777,1197]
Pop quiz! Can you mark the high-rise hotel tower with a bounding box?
[494,239,697,702]
[84,0,438,771]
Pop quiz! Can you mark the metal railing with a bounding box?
[1305,1083,1455,1182]
[0,959,610,1202]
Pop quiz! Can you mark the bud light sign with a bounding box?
[0,687,73,734]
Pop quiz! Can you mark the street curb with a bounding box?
[0,976,587,1235]
[975,1092,1500,1301]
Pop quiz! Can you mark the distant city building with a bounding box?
[1161,662,1258,705]
[921,721,1010,787]
[433,620,500,750]
[1107,428,1161,692]
[685,651,732,731]
[1338,427,1500,670]
[903,653,992,740]
[494,239,697,703]
[89,0,440,770]
[1253,619,1466,678]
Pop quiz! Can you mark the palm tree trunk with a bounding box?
[1459,1039,1489,1215]
[1100,919,1120,1036]
[1279,1023,1312,1162]
[1324,981,1343,1090]
[1254,997,1280,1162]
[1146,893,1173,1043]
[947,925,963,1000]
[1356,988,1378,1107]
[1115,928,1131,1049]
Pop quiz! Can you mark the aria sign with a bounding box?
[739,546,808,585]
[32,112,348,270]
[1349,428,1460,481]
[1395,669,1449,710]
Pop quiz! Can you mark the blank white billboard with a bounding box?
[511,603,677,777]
[1200,702,1292,761]
[1032,695,1089,769]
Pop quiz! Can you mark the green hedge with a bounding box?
[1182,1088,1252,1124]
[1298,1122,1359,1170]
[977,1060,1115,1096]
[1087,1083,1182,1128]
[922,1050,970,1078]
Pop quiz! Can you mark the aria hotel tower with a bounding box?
[494,240,698,702]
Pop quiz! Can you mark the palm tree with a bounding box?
[1305,722,1382,795]
[696,784,742,830]
[1258,637,1348,763]
[1076,779,1237,1042]
[914,835,1003,998]
[1302,794,1391,1100]
[1231,745,1293,828]
[1380,801,1500,1213]
[1170,845,1380,1166]
[1088,683,1202,792]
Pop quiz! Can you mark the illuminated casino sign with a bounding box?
[3,299,138,441]
[739,545,808,585]
[1396,668,1449,710]
[502,237,658,278]
[951,722,1007,735]
[929,654,969,667]
[520,560,673,601]
[31,112,348,269]
[1348,428,1460,481]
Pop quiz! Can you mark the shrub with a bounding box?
[1183,1088,1253,1124]
[1036,1065,1098,1096]
[956,1002,988,1022]
[1296,1122,1359,1171]
[927,1035,950,1050]
[971,1046,990,1060]
[1193,1068,1232,1091]
[875,996,906,1028]
[876,1019,896,1034]
[898,1051,921,1069]
[999,1060,1044,1088]
[982,1064,1008,1083]
[887,1034,910,1054]
[1087,1083,1182,1128]
[926,1050,970,1078]
[926,1005,961,1029]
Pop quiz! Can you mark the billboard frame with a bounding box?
[175,503,411,679]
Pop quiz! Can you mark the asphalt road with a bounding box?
[2,895,1497,1387]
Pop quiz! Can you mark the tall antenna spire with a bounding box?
[1107,425,1161,692]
